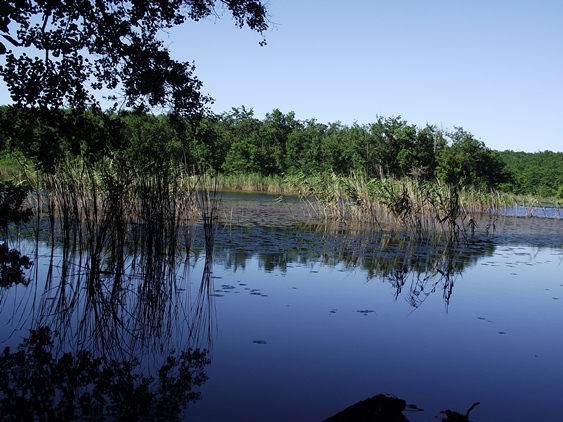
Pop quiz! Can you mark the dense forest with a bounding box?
[0,105,562,198]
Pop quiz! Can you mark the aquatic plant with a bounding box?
[15,156,225,358]
[287,171,513,240]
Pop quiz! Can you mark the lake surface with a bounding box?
[1,193,562,421]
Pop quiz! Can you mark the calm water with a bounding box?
[189,242,563,421]
[1,194,562,421]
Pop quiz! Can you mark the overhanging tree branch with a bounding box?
[0,0,269,116]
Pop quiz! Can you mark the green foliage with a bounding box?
[285,119,327,174]
[435,127,509,189]
[0,105,123,172]
[185,117,226,172]
[118,112,186,172]
[214,111,446,180]
[0,150,33,180]
[369,116,417,177]
[220,107,264,174]
[0,0,268,116]
[0,179,32,235]
[498,150,563,198]
[1,103,559,198]
[219,106,299,175]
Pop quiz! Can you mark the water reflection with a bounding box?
[208,224,496,310]
[0,220,214,420]
[0,242,32,288]
[1,200,561,420]
[0,325,210,421]
[33,224,198,359]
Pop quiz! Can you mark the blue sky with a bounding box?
[2,1,561,152]
[169,0,563,152]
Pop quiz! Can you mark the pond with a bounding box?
[0,192,562,421]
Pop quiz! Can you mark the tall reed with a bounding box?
[287,171,513,240]
[25,156,223,357]
[211,172,287,193]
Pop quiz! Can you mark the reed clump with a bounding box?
[23,157,223,357]
[34,157,203,236]
[210,172,288,193]
[286,171,512,240]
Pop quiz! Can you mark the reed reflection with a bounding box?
[26,163,220,356]
[34,220,198,360]
[190,183,220,349]
[0,167,219,420]
[211,223,496,310]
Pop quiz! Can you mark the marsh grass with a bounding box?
[212,172,287,193]
[286,172,514,240]
[19,157,223,356]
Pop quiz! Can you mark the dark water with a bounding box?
[189,242,563,421]
[1,194,562,421]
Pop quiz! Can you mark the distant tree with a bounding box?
[436,127,508,189]
[119,112,185,171]
[0,105,123,172]
[285,118,326,174]
[368,116,417,178]
[346,122,370,174]
[220,106,263,174]
[321,122,352,174]
[407,124,446,180]
[0,0,269,116]
[498,150,563,197]
[260,109,297,174]
[185,116,225,172]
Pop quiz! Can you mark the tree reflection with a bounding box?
[0,180,34,288]
[0,184,219,420]
[358,235,494,310]
[212,224,496,310]
[0,242,32,288]
[0,326,210,421]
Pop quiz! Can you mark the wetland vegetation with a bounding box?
[1,102,563,420]
[2,0,562,417]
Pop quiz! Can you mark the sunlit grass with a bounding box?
[284,171,516,240]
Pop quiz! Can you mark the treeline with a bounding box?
[497,150,563,198]
[0,105,561,197]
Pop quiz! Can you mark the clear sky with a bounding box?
[168,0,563,153]
[1,1,562,153]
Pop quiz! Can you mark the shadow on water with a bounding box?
[0,180,34,288]
[0,242,33,288]
[0,326,210,421]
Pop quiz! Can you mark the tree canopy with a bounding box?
[0,0,269,116]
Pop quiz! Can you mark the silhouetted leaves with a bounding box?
[0,242,32,287]
[0,179,32,235]
[0,0,269,115]
[0,326,210,421]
